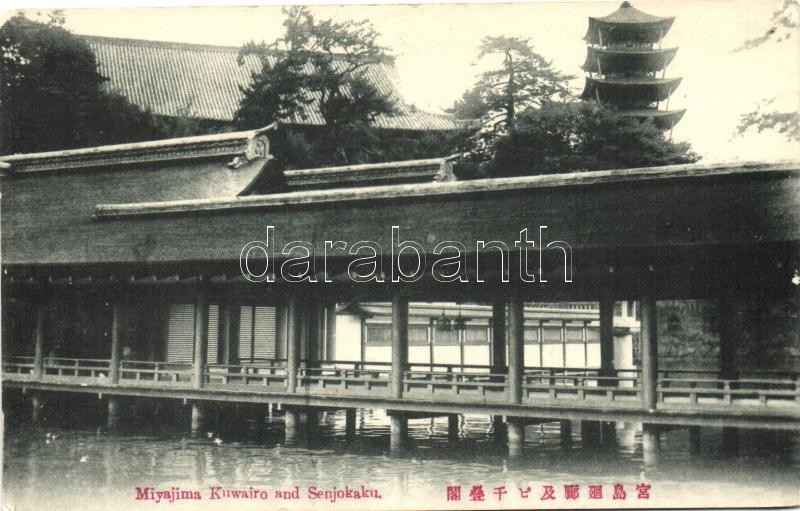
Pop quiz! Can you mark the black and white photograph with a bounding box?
[0,1,798,509]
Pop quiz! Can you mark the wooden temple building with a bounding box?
[581,1,685,130]
[1,127,799,464]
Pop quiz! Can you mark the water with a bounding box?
[3,394,799,510]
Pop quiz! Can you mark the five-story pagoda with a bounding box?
[581,1,685,130]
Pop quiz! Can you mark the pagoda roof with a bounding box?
[582,47,678,74]
[581,76,682,103]
[619,109,686,130]
[585,2,675,45]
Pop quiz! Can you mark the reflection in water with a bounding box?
[2,394,799,510]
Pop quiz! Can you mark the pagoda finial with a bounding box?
[620,1,632,8]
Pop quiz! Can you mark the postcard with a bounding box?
[1,1,798,510]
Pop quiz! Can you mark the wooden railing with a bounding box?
[403,370,507,402]
[119,360,193,384]
[658,377,799,407]
[3,356,798,409]
[43,357,111,378]
[297,367,392,395]
[3,356,36,375]
[523,372,640,404]
[204,363,287,387]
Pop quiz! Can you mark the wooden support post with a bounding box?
[275,304,287,362]
[640,288,659,411]
[582,420,601,449]
[491,301,506,377]
[560,420,573,449]
[32,304,45,380]
[193,295,209,389]
[219,298,239,365]
[599,296,616,380]
[191,402,205,438]
[689,426,701,455]
[107,397,120,430]
[109,302,122,384]
[507,297,524,404]
[345,408,357,441]
[284,408,301,445]
[507,419,525,458]
[306,409,319,438]
[721,427,739,457]
[306,302,323,367]
[218,301,230,365]
[391,295,409,400]
[325,303,337,361]
[286,297,300,393]
[31,392,43,424]
[601,421,617,446]
[447,414,459,443]
[389,414,408,452]
[642,424,660,469]
[491,415,506,442]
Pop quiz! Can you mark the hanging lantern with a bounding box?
[667,313,682,332]
[437,313,452,331]
[434,306,451,331]
[453,303,470,331]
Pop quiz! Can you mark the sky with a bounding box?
[4,0,799,162]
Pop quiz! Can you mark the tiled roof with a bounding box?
[591,2,672,25]
[83,35,459,131]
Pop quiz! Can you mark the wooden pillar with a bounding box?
[345,408,357,441]
[219,298,239,365]
[107,397,120,430]
[491,415,506,442]
[391,295,409,400]
[389,414,408,452]
[193,295,209,389]
[275,304,287,362]
[447,414,460,443]
[721,427,739,456]
[306,409,319,440]
[191,402,205,438]
[507,419,525,457]
[599,296,616,379]
[109,302,122,384]
[642,424,660,468]
[560,420,573,449]
[689,426,701,455]
[601,421,617,446]
[325,303,337,361]
[640,290,658,411]
[507,297,524,404]
[491,301,506,374]
[286,297,300,393]
[581,420,601,449]
[284,408,301,445]
[32,303,45,380]
[31,392,43,424]
[306,302,323,367]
